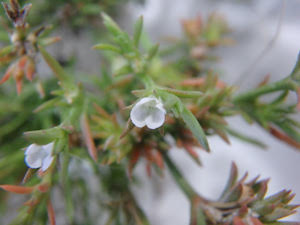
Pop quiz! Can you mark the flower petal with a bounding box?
[41,155,54,172]
[145,108,166,129]
[24,144,44,169]
[43,142,54,156]
[135,96,157,106]
[130,103,148,128]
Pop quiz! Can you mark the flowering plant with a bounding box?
[0,1,299,225]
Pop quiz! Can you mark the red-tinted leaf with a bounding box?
[38,184,50,193]
[0,65,14,84]
[14,68,24,95]
[233,216,246,225]
[258,74,270,87]
[0,184,34,194]
[151,150,164,170]
[128,148,141,178]
[24,199,39,207]
[269,126,300,149]
[22,168,35,184]
[297,87,300,111]
[250,217,264,225]
[81,114,98,161]
[25,58,35,81]
[18,55,27,70]
[183,143,202,165]
[47,200,56,225]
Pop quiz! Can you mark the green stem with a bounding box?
[163,153,198,200]
[233,78,296,103]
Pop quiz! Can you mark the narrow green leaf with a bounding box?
[24,127,65,145]
[147,43,160,60]
[226,127,267,148]
[34,97,61,113]
[290,51,300,81]
[39,45,69,82]
[92,43,121,53]
[133,16,143,47]
[101,13,123,37]
[180,105,210,151]
[157,87,203,98]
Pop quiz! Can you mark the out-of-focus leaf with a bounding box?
[133,16,143,47]
[290,52,300,81]
[39,45,69,82]
[226,127,267,149]
[147,43,159,60]
[24,127,65,145]
[92,44,121,54]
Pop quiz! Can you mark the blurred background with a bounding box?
[1,0,300,224]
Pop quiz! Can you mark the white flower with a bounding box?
[130,96,166,129]
[24,142,54,171]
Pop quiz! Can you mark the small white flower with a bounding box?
[130,96,166,129]
[24,142,54,171]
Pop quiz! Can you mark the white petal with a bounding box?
[156,101,166,114]
[135,96,157,106]
[24,144,44,168]
[25,144,40,155]
[41,155,54,171]
[130,103,148,128]
[43,142,54,156]
[145,108,166,129]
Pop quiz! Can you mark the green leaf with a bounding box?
[160,91,209,151]
[92,43,121,54]
[180,105,210,151]
[147,43,160,60]
[290,51,300,81]
[133,16,143,47]
[225,127,267,149]
[157,87,203,98]
[24,127,66,145]
[101,13,123,37]
[33,97,61,113]
[39,45,69,82]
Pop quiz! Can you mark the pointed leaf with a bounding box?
[80,113,98,161]
[133,16,143,47]
[0,185,34,194]
[290,51,300,81]
[24,127,65,145]
[147,43,160,60]
[226,128,266,149]
[92,43,121,53]
[157,86,203,98]
[47,200,56,225]
[180,106,209,151]
[39,45,69,82]
[101,13,123,37]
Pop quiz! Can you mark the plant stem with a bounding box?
[163,153,198,200]
[233,78,296,103]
